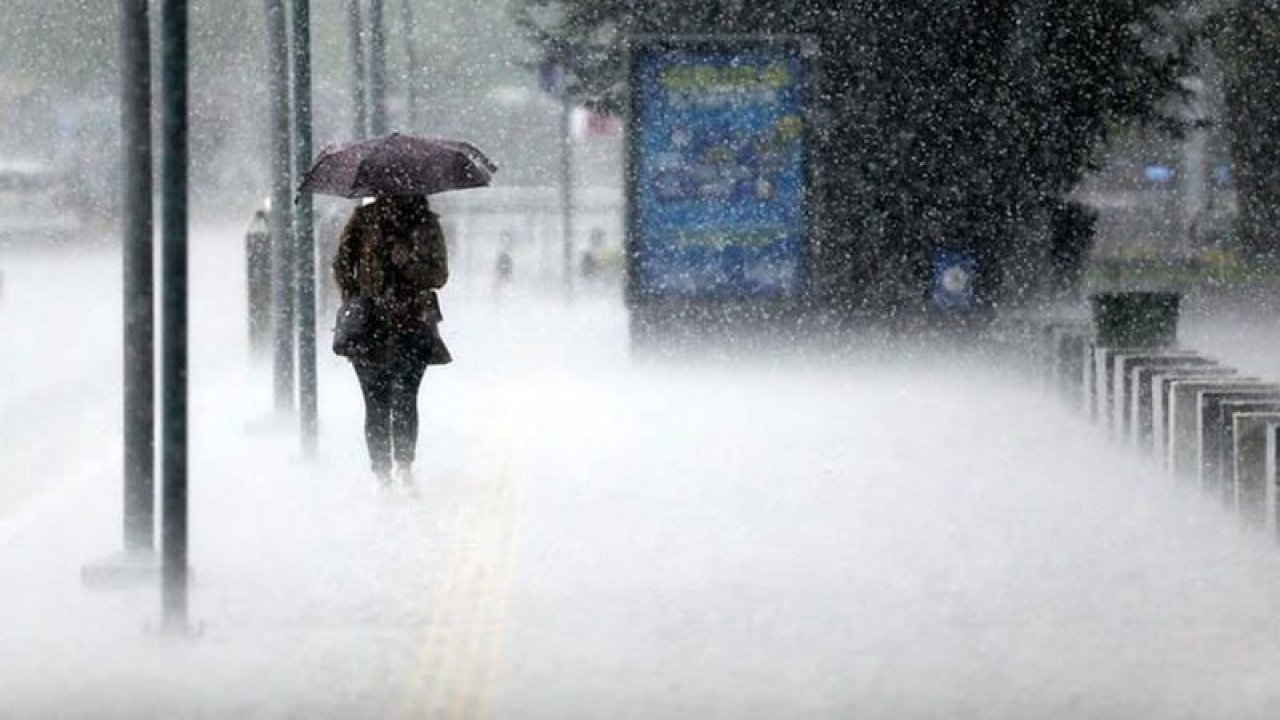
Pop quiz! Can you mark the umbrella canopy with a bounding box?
[300,133,498,199]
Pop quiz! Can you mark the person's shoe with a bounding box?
[395,463,414,483]
[374,468,393,491]
[395,463,418,493]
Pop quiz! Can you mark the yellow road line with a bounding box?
[450,463,526,718]
[473,472,528,720]
[394,384,531,719]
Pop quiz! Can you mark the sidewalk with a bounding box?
[0,261,633,719]
[6,256,1280,717]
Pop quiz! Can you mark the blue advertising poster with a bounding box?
[630,41,808,299]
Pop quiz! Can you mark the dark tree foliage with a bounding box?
[515,0,1194,312]
[1210,0,1280,260]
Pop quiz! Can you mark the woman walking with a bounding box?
[333,194,451,487]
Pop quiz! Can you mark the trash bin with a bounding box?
[1090,291,1180,348]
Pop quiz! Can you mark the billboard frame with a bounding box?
[623,33,822,337]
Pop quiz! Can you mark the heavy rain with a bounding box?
[3,1,1280,718]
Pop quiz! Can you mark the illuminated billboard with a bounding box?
[627,37,811,302]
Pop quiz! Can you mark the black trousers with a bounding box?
[353,354,429,473]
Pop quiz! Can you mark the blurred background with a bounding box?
[0,0,626,299]
[2,1,1278,317]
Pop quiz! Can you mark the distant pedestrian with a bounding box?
[333,194,452,488]
[492,230,515,302]
[580,228,606,280]
[495,229,514,283]
[495,247,514,283]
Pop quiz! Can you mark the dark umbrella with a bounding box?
[299,132,498,198]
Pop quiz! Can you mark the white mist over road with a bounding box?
[3,232,1280,718]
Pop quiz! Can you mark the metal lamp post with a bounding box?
[121,0,155,554]
[293,0,318,455]
[159,0,190,632]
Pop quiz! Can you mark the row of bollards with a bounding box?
[1004,291,1280,542]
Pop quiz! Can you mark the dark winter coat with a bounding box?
[332,198,452,365]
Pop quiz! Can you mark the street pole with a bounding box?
[399,0,420,131]
[368,0,388,135]
[1182,72,1208,258]
[266,0,295,413]
[292,0,318,456]
[560,87,575,299]
[159,0,189,631]
[345,0,367,137]
[121,0,155,552]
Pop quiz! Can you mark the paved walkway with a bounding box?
[6,240,1280,718]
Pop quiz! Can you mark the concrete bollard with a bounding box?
[1109,352,1204,441]
[1061,329,1093,407]
[1092,346,1151,429]
[1267,424,1280,541]
[1051,323,1092,403]
[1150,368,1238,462]
[1041,320,1087,393]
[1088,291,1181,425]
[1232,413,1280,534]
[1203,397,1280,504]
[1124,356,1217,447]
[1041,322,1065,390]
[1081,339,1098,416]
[1167,379,1268,482]
[1201,394,1280,501]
